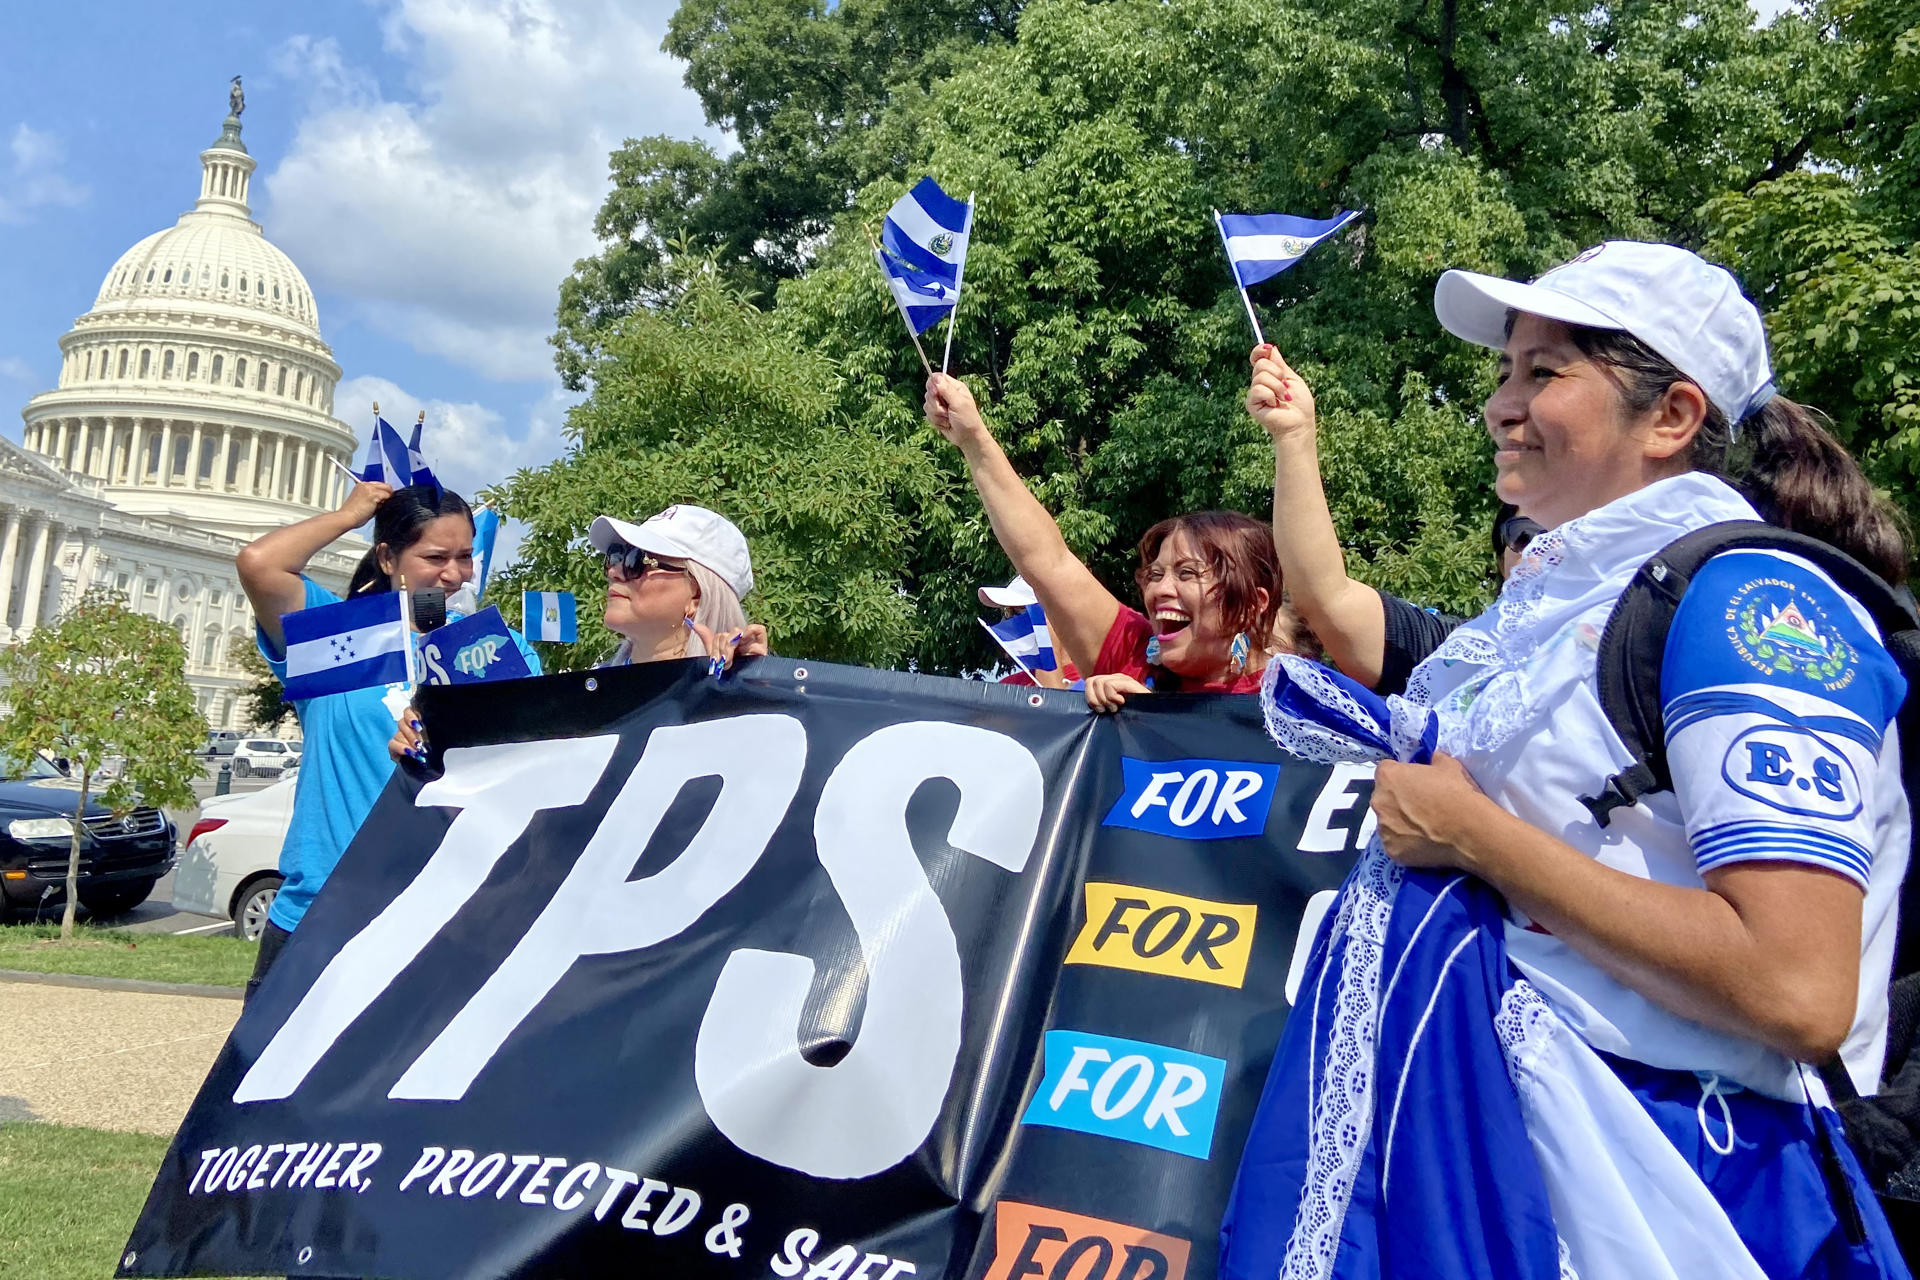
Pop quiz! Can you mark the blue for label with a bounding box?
[1101,757,1280,840]
[1021,1029,1226,1159]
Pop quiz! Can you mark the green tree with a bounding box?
[235,643,295,734]
[491,261,938,668]
[539,0,1881,674]
[1705,0,1920,536]
[0,591,203,938]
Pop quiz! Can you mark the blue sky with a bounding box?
[0,0,714,557]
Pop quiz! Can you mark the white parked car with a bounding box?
[230,737,296,778]
[171,775,293,940]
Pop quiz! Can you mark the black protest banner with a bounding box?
[119,658,1365,1280]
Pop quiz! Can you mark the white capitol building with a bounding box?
[9,86,361,729]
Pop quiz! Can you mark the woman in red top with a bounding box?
[926,374,1307,710]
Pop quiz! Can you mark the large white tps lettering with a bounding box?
[235,736,621,1102]
[694,721,1043,1178]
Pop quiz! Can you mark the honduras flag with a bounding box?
[281,591,410,701]
[1216,210,1360,287]
[470,506,501,601]
[405,415,439,494]
[523,591,577,643]
[982,602,1057,673]
[356,417,414,489]
[876,177,972,335]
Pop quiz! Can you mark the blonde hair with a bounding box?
[682,561,748,657]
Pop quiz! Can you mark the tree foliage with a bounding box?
[0,591,203,937]
[235,642,295,734]
[530,0,1907,674]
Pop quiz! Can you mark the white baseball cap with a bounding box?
[589,504,754,599]
[1434,241,1775,426]
[978,575,1038,609]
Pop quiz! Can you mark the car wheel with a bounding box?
[233,875,282,941]
[233,758,251,778]
[80,881,157,918]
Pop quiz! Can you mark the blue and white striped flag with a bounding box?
[471,506,501,601]
[356,416,414,488]
[523,591,577,643]
[876,177,973,336]
[406,415,439,494]
[1215,210,1360,287]
[983,602,1057,674]
[281,591,411,701]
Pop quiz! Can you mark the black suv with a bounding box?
[0,755,177,918]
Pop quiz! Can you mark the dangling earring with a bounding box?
[1144,634,1162,666]
[1228,631,1250,675]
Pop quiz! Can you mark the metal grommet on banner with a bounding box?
[584,677,599,692]
[792,667,809,680]
[122,1251,136,1268]
[297,1246,314,1265]
[1028,693,1044,707]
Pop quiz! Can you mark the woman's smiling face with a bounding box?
[1139,529,1264,680]
[1484,313,1683,530]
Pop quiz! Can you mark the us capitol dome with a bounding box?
[9,81,362,730]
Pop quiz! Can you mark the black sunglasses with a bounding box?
[1497,514,1545,554]
[602,541,691,578]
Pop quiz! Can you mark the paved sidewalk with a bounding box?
[0,978,239,1135]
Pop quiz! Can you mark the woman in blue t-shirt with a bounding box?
[236,481,539,999]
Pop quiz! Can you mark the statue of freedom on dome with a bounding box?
[230,76,245,118]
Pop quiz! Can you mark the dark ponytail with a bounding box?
[1564,326,1910,586]
[347,485,473,595]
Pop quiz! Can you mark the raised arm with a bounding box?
[237,481,391,653]
[926,374,1120,675]
[1247,345,1390,686]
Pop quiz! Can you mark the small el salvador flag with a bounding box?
[1216,210,1360,287]
[877,177,973,335]
[984,603,1058,673]
[523,591,577,643]
[356,417,414,488]
[281,592,410,701]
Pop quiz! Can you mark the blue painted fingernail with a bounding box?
[409,718,422,732]
[709,657,726,678]
[684,618,696,630]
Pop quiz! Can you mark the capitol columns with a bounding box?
[157,420,176,487]
[187,422,205,488]
[0,509,23,632]
[16,518,52,633]
[270,433,287,500]
[293,440,312,507]
[214,424,233,492]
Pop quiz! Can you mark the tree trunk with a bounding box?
[60,767,89,940]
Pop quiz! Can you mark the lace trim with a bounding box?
[1260,657,1388,764]
[1492,977,1560,1090]
[1281,848,1401,1280]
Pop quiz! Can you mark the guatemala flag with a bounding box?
[1216,210,1360,287]
[523,591,577,643]
[356,417,414,489]
[877,177,973,335]
[470,506,501,601]
[983,602,1057,673]
[281,592,410,701]
[405,416,439,494]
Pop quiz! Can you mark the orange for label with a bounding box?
[982,1199,1190,1280]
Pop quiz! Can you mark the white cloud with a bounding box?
[0,357,36,383]
[0,124,89,223]
[336,372,575,569]
[1750,0,1798,23]
[263,0,712,382]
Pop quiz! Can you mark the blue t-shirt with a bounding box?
[258,577,542,931]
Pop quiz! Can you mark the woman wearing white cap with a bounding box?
[1225,243,1913,1277]
[586,504,766,668]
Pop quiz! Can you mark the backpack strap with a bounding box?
[1581,521,1920,827]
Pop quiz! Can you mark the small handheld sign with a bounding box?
[417,607,534,686]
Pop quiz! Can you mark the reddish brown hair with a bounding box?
[1134,510,1295,655]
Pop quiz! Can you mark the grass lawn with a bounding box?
[0,924,253,988]
[0,1121,168,1280]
